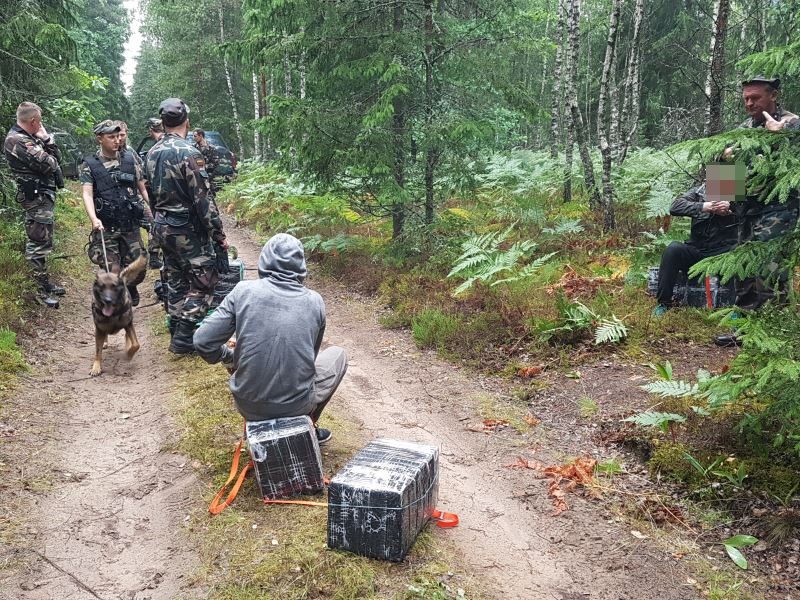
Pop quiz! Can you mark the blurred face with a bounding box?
[118,127,128,149]
[706,163,746,203]
[20,113,42,136]
[97,132,120,156]
[742,84,778,122]
[193,131,203,144]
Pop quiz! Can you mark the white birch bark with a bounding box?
[252,71,261,160]
[218,2,244,158]
[619,0,644,162]
[550,0,568,158]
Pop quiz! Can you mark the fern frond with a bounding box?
[640,379,700,398]
[594,316,628,345]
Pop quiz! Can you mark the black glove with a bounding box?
[214,241,230,274]
[53,167,65,190]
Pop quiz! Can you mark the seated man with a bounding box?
[194,233,347,444]
[654,165,741,316]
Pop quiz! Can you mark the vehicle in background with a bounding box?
[136,130,237,179]
[51,130,82,179]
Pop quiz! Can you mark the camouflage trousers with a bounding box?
[152,223,218,324]
[17,191,54,275]
[87,228,147,287]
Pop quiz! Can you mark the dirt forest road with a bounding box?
[1,216,695,600]
[228,221,695,600]
[1,287,201,599]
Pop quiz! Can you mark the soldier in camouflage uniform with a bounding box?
[3,102,66,308]
[192,129,220,195]
[145,98,227,354]
[80,120,153,306]
[733,77,799,313]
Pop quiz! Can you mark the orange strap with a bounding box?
[208,439,252,515]
[705,276,713,309]
[263,498,459,528]
[432,509,460,528]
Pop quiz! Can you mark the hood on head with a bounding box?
[258,233,307,284]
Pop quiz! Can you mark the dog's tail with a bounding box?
[121,254,147,284]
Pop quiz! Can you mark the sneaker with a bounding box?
[315,428,333,445]
[652,304,669,318]
[714,333,741,347]
[46,282,66,296]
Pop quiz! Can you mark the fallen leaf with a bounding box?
[631,530,648,540]
[504,457,542,470]
[517,366,543,378]
[466,418,510,433]
[523,414,541,427]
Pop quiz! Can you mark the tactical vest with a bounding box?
[84,153,141,231]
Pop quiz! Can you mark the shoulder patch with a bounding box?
[195,157,206,168]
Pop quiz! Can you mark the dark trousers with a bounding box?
[657,242,725,305]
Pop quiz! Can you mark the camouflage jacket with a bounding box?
[3,124,62,190]
[738,106,800,130]
[144,133,224,242]
[195,141,219,179]
[737,106,800,242]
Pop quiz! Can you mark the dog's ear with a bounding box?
[120,255,146,284]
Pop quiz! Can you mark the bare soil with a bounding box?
[0,279,201,600]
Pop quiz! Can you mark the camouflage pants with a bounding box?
[17,191,54,275]
[87,229,147,287]
[153,223,218,324]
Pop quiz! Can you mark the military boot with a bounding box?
[34,273,60,309]
[148,251,163,270]
[127,285,140,307]
[169,318,196,355]
[45,280,66,296]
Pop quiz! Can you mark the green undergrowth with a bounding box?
[0,183,86,387]
[169,348,478,599]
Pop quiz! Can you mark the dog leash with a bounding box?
[99,229,111,273]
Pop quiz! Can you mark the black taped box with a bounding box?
[245,416,324,500]
[327,438,439,561]
[211,258,244,309]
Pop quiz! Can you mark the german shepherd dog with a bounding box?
[90,255,147,377]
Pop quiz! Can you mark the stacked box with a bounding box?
[645,267,736,308]
[327,438,439,562]
[245,416,324,500]
[211,258,245,309]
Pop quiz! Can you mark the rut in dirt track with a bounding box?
[227,220,695,600]
[1,285,201,600]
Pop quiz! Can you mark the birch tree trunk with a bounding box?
[299,27,307,101]
[218,2,244,158]
[704,0,731,136]
[619,0,644,162]
[550,0,568,159]
[597,0,623,231]
[252,71,261,160]
[566,0,600,208]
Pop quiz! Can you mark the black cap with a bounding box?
[742,75,780,90]
[93,119,121,135]
[158,98,190,127]
[146,117,164,132]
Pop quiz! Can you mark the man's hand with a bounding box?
[218,238,229,251]
[703,201,732,216]
[35,122,50,141]
[763,111,794,131]
[92,218,104,231]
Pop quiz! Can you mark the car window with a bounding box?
[137,137,156,155]
[204,132,229,149]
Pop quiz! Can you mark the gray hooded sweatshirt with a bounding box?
[194,233,326,421]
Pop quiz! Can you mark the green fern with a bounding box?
[640,379,700,398]
[594,316,628,345]
[623,411,687,435]
[448,225,552,295]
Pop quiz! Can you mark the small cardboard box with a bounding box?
[327,438,439,561]
[245,416,324,500]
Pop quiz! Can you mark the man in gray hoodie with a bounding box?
[194,233,347,443]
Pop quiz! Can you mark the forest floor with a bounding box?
[0,213,787,599]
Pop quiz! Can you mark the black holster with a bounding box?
[214,242,230,274]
